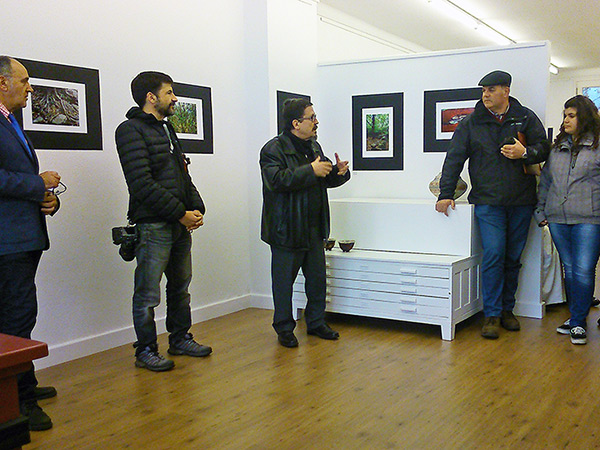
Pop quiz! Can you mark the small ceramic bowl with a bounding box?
[338,240,355,252]
[324,238,336,251]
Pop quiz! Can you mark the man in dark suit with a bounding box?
[0,56,61,431]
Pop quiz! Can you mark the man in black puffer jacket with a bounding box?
[115,71,211,371]
[436,70,550,340]
[260,98,350,348]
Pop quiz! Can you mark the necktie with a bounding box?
[8,113,33,157]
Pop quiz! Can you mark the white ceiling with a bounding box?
[319,0,600,71]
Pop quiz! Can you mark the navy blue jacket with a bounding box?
[439,97,550,206]
[0,115,49,256]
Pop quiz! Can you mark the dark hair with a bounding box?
[0,56,14,78]
[282,98,313,132]
[555,94,600,148]
[130,71,173,108]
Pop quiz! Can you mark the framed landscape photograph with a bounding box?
[352,92,403,171]
[276,90,311,133]
[423,87,481,153]
[171,82,213,154]
[13,58,102,150]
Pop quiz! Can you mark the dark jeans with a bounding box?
[548,223,600,328]
[474,205,533,317]
[0,250,42,402]
[133,222,193,354]
[270,227,327,334]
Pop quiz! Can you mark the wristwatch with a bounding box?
[522,148,528,159]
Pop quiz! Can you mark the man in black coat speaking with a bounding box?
[115,72,211,371]
[260,98,350,347]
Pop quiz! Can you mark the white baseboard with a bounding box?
[36,294,273,369]
[514,301,545,319]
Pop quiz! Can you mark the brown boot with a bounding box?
[501,310,520,331]
[481,316,500,339]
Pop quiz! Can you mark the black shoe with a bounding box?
[33,386,57,401]
[20,400,53,431]
[277,331,298,348]
[307,323,339,340]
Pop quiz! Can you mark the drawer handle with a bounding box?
[399,270,417,275]
[400,306,418,313]
[400,298,418,304]
[400,288,417,294]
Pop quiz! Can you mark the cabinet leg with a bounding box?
[441,324,455,341]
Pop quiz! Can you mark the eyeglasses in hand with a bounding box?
[49,181,67,197]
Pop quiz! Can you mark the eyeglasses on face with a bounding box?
[296,114,317,123]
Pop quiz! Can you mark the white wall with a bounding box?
[248,0,320,302]
[5,0,258,367]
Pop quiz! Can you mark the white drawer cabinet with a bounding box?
[292,249,481,340]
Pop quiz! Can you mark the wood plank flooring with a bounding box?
[27,304,600,449]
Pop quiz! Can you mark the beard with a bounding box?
[157,101,175,117]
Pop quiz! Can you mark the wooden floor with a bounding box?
[27,304,600,449]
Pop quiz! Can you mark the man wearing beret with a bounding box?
[435,70,550,339]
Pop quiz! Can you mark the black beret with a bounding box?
[478,70,512,87]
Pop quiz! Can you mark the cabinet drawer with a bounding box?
[296,274,449,298]
[294,283,449,308]
[328,267,449,288]
[326,256,450,279]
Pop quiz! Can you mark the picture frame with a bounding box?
[170,82,213,154]
[576,79,600,109]
[423,87,481,153]
[276,90,311,134]
[352,92,404,171]
[13,58,102,150]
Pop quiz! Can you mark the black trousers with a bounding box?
[270,227,327,334]
[0,250,42,403]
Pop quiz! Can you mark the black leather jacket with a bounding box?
[439,97,550,205]
[260,133,350,250]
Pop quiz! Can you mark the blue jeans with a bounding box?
[474,205,534,317]
[548,223,600,328]
[133,222,193,353]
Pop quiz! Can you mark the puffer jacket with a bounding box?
[439,97,550,205]
[260,133,350,250]
[115,107,204,223]
[534,134,600,224]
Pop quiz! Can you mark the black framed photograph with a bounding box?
[276,90,311,134]
[170,82,213,154]
[352,92,403,171]
[423,87,481,153]
[13,58,102,150]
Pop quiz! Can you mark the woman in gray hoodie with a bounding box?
[535,95,600,345]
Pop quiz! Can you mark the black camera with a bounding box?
[112,225,139,262]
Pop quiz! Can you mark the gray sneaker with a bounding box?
[168,333,212,357]
[135,346,175,372]
[570,326,587,345]
[557,318,571,335]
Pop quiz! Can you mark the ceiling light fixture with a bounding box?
[428,0,515,46]
[428,0,559,74]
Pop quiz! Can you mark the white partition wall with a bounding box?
[314,43,550,318]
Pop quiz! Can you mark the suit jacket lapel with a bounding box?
[1,115,38,166]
